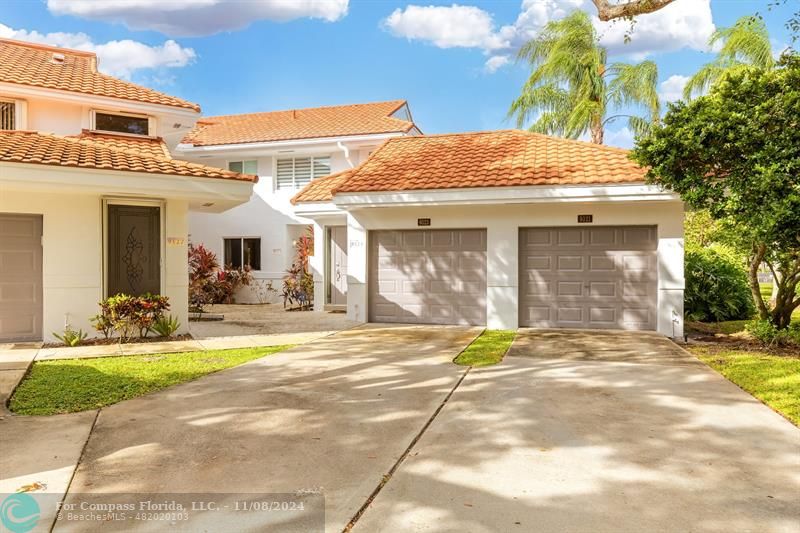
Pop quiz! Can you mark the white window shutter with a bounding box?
[276,158,294,190]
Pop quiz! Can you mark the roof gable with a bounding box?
[0,130,254,182]
[334,130,647,194]
[0,39,200,112]
[181,100,416,147]
[292,130,647,203]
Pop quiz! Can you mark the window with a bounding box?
[0,100,14,130]
[276,156,331,190]
[228,160,258,174]
[224,238,261,270]
[93,111,150,136]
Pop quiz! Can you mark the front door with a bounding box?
[329,226,348,306]
[107,204,161,297]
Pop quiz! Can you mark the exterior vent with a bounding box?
[52,52,65,64]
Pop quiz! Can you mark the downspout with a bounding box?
[337,141,354,168]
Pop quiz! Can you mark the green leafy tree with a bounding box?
[632,55,800,329]
[508,10,659,144]
[684,15,775,99]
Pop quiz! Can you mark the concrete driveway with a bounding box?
[354,329,800,533]
[60,325,480,532]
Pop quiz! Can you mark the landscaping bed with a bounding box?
[42,333,193,349]
[9,345,293,415]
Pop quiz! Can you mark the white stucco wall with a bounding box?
[340,201,685,338]
[0,190,190,342]
[186,151,356,303]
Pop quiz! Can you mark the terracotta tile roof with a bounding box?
[291,167,357,204]
[331,130,646,195]
[182,100,415,146]
[69,130,172,160]
[0,130,255,182]
[0,39,200,112]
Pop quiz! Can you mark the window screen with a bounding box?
[95,112,149,136]
[0,101,14,130]
[224,238,261,270]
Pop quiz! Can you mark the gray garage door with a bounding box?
[0,214,43,342]
[519,226,657,330]
[370,229,486,325]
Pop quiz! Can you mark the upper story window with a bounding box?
[276,156,331,190]
[228,160,258,174]
[0,100,14,130]
[92,110,150,136]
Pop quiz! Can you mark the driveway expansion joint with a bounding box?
[343,366,471,533]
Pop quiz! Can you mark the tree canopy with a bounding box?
[632,55,800,327]
[684,15,775,100]
[508,10,659,144]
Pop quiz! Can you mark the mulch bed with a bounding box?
[42,333,194,349]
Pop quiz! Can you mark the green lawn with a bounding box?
[10,345,292,416]
[690,346,800,426]
[454,330,516,367]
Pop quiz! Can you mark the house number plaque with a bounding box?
[417,218,431,226]
[577,215,593,223]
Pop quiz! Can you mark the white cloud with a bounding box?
[605,126,635,149]
[46,0,349,37]
[484,55,510,73]
[383,5,507,49]
[0,24,196,78]
[658,74,689,102]
[382,0,715,72]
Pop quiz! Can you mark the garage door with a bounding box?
[0,214,43,342]
[370,229,486,325]
[519,226,657,330]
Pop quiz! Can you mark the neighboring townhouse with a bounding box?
[293,130,686,338]
[174,100,420,304]
[0,39,255,342]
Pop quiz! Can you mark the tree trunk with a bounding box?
[769,271,780,305]
[748,244,770,320]
[590,121,604,144]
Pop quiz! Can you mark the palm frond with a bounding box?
[626,115,652,138]
[683,63,727,99]
[607,60,660,121]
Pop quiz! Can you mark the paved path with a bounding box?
[354,330,800,533]
[58,325,480,532]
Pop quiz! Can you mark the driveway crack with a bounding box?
[343,367,471,532]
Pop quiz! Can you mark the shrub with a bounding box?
[53,326,88,347]
[746,319,800,347]
[150,314,181,337]
[188,243,253,310]
[97,293,170,342]
[684,245,755,322]
[283,228,314,310]
[188,243,219,313]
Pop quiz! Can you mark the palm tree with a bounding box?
[683,15,775,99]
[508,10,659,144]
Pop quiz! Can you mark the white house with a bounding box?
[293,130,686,338]
[0,39,255,342]
[174,100,420,304]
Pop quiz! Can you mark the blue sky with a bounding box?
[2,0,795,147]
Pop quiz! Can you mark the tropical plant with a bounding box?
[508,10,660,144]
[684,15,776,99]
[684,245,755,322]
[632,55,800,329]
[150,314,181,338]
[216,265,253,304]
[746,319,800,347]
[97,293,170,342]
[282,227,314,310]
[188,243,219,313]
[53,326,88,347]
